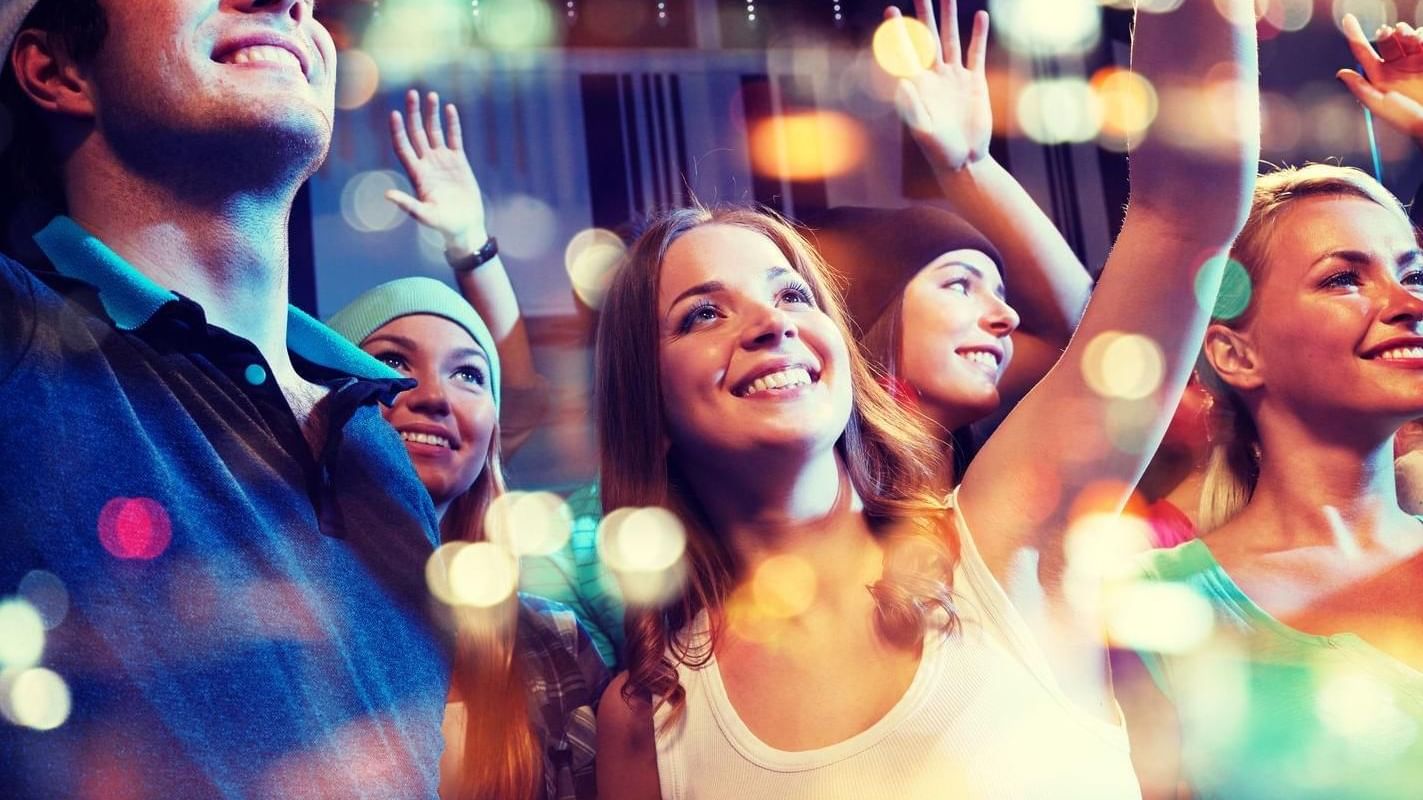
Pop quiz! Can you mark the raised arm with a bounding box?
[888,0,1093,409]
[387,90,548,454]
[958,0,1258,641]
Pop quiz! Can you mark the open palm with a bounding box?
[388,89,487,253]
[887,0,992,171]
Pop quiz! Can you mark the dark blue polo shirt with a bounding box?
[0,217,450,798]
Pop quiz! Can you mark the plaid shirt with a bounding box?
[518,594,611,800]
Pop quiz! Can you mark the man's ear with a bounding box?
[1202,323,1263,392]
[11,28,96,118]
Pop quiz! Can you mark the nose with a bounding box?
[740,305,798,350]
[403,371,452,417]
[982,294,1021,337]
[237,0,312,24]
[1380,280,1423,327]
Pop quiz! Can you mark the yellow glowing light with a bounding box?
[751,555,818,619]
[991,0,1101,57]
[1017,79,1102,145]
[871,16,937,79]
[597,506,689,608]
[1065,512,1154,581]
[17,571,67,631]
[480,0,557,50]
[485,491,573,557]
[2,667,71,731]
[1092,68,1158,150]
[340,170,407,233]
[1332,0,1398,36]
[335,48,380,111]
[748,111,868,183]
[1081,331,1166,401]
[1316,671,1416,756]
[488,194,559,260]
[448,542,519,608]
[425,541,470,607]
[362,0,478,81]
[1104,580,1214,653]
[1104,397,1159,455]
[565,228,627,310]
[0,599,44,669]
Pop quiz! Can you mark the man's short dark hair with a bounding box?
[0,0,106,262]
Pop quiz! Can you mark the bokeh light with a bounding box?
[1065,512,1154,582]
[1104,397,1160,455]
[990,0,1101,57]
[1104,580,1214,653]
[750,554,817,619]
[340,171,407,233]
[1,667,71,731]
[425,541,468,606]
[565,228,627,310]
[1092,67,1158,151]
[485,491,573,557]
[1259,0,1314,32]
[97,497,172,560]
[0,599,45,669]
[488,194,559,260]
[479,0,557,50]
[447,541,519,608]
[1081,332,1166,401]
[1316,671,1417,758]
[1137,0,1186,10]
[1260,91,1304,154]
[1017,79,1102,145]
[1332,0,1398,35]
[17,571,67,631]
[597,506,688,607]
[870,16,937,80]
[335,48,380,111]
[362,0,478,81]
[1204,259,1253,320]
[748,111,868,182]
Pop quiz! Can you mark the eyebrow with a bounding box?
[1312,249,1423,269]
[932,260,1007,299]
[664,266,794,319]
[362,333,416,349]
[362,334,488,363]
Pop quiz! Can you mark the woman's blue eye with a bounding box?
[678,301,722,333]
[942,278,971,295]
[778,284,813,305]
[454,366,486,386]
[375,351,408,370]
[1320,271,1362,289]
[1403,270,1423,287]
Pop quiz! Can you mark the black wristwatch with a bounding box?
[450,237,499,273]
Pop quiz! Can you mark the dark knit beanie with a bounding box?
[800,205,1003,335]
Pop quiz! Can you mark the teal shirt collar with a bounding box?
[34,216,399,382]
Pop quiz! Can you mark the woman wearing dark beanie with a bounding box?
[804,0,1094,488]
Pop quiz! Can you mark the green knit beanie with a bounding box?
[326,277,501,410]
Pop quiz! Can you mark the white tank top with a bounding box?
[652,497,1142,799]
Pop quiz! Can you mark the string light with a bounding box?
[657,1,667,24]
[832,1,843,25]
[567,0,576,21]
[472,0,480,19]
[747,1,756,24]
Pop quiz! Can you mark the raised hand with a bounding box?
[1337,14,1423,142]
[884,0,992,172]
[387,89,487,257]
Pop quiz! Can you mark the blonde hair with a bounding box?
[439,434,542,800]
[1198,164,1411,531]
[594,205,960,714]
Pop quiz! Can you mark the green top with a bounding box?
[519,481,625,669]
[1135,539,1423,799]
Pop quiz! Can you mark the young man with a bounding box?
[0,1,449,796]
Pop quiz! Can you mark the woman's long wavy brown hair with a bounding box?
[594,205,962,714]
[439,432,541,800]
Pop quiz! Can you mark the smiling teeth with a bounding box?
[401,431,450,448]
[961,351,999,369]
[743,366,813,397]
[1377,346,1423,360]
[225,45,302,72]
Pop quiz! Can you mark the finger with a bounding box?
[386,189,432,226]
[1397,21,1415,39]
[1402,30,1423,57]
[913,0,946,64]
[445,103,465,153]
[1343,13,1388,82]
[404,89,429,156]
[1378,30,1406,62]
[965,10,989,75]
[1337,68,1387,111]
[940,0,961,66]
[425,91,446,149]
[389,110,419,172]
[885,6,924,73]
[1339,69,1423,137]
